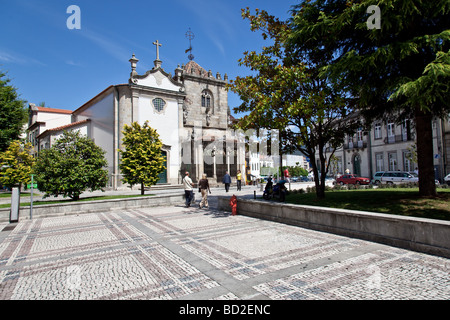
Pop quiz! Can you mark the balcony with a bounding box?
[344,141,367,150]
[384,134,412,144]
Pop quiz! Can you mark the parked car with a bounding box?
[372,171,384,185]
[299,176,309,182]
[408,172,440,185]
[444,173,450,186]
[336,174,370,185]
[378,171,418,184]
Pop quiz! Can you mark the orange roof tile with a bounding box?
[37,107,73,114]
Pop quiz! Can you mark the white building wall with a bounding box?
[37,112,72,129]
[75,93,115,175]
[138,96,180,184]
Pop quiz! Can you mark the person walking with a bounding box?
[284,168,290,183]
[236,170,242,191]
[222,171,231,192]
[183,171,194,207]
[198,174,211,209]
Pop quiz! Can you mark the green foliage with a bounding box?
[288,0,450,116]
[287,0,450,197]
[0,140,35,190]
[118,121,166,195]
[284,166,308,177]
[0,72,28,152]
[35,130,108,200]
[229,7,360,198]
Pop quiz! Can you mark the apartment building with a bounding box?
[322,116,450,181]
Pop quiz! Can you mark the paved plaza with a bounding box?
[0,186,449,302]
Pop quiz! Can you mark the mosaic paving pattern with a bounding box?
[0,211,219,300]
[254,250,450,300]
[0,204,449,300]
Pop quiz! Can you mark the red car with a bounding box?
[336,174,370,185]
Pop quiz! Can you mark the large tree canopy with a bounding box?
[35,130,109,200]
[229,8,360,198]
[118,121,166,195]
[0,72,27,152]
[287,0,450,196]
[0,140,35,190]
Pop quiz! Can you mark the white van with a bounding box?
[379,171,418,184]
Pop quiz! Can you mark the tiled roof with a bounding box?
[184,61,208,77]
[46,119,90,132]
[36,107,73,114]
[37,119,90,139]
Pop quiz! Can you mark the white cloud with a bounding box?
[65,60,82,67]
[80,29,130,63]
[0,49,46,66]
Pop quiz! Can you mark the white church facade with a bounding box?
[27,43,244,189]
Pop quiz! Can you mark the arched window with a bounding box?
[201,90,213,109]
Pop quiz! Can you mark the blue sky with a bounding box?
[0,0,294,116]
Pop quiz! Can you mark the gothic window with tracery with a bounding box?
[201,91,212,109]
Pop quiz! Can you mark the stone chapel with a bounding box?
[27,41,245,189]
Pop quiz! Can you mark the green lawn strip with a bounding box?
[285,188,450,221]
[0,193,40,198]
[0,193,156,209]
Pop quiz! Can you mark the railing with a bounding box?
[384,134,412,144]
[343,141,367,150]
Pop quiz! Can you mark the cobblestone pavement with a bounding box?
[0,187,449,300]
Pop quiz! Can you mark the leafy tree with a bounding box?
[0,140,35,190]
[287,0,450,196]
[118,121,166,195]
[229,8,360,198]
[284,166,308,177]
[35,130,108,200]
[0,71,28,152]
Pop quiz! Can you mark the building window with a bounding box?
[348,134,354,148]
[387,122,395,137]
[387,122,396,144]
[357,128,363,141]
[374,123,382,139]
[376,153,384,172]
[357,128,364,148]
[201,90,212,109]
[401,119,411,141]
[388,152,397,171]
[403,151,413,172]
[152,98,166,113]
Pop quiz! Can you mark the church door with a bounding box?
[157,151,167,184]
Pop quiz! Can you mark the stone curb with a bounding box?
[218,197,450,259]
[0,193,185,222]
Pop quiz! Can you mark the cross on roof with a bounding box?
[153,40,162,60]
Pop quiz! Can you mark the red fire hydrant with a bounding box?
[229,195,237,216]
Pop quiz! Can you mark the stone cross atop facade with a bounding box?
[153,40,162,61]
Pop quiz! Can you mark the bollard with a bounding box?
[10,187,20,223]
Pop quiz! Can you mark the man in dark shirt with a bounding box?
[222,171,231,192]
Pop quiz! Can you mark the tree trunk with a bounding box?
[141,182,145,195]
[415,108,436,197]
[313,152,326,199]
